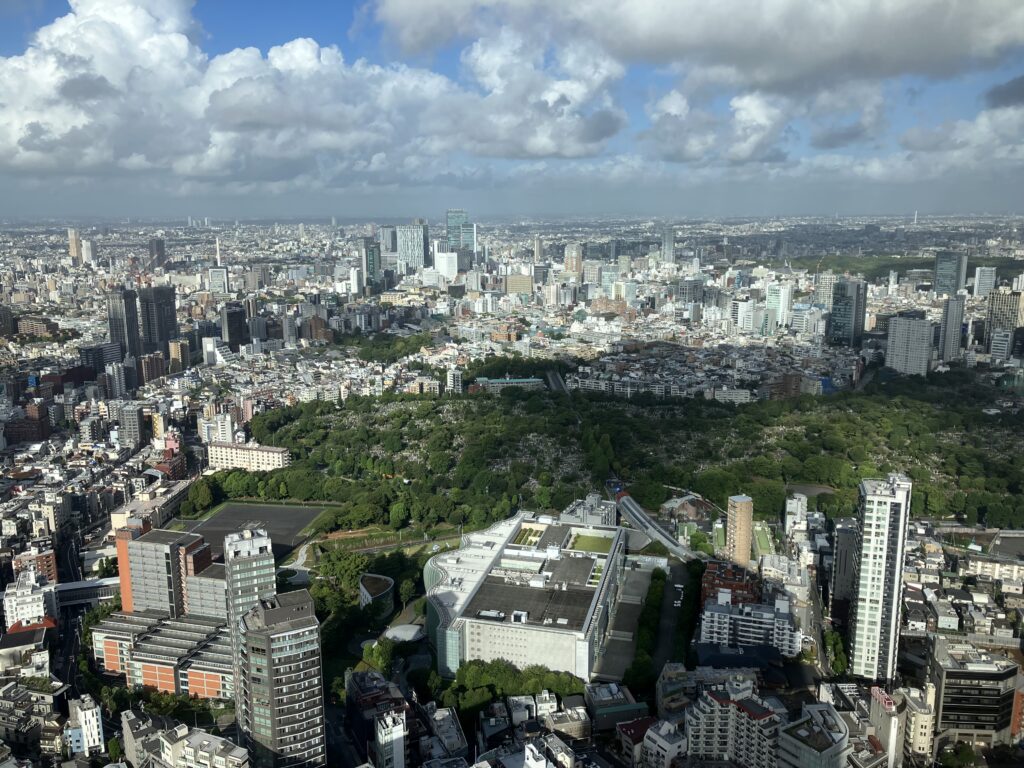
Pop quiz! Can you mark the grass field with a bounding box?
[754,524,774,557]
[570,534,613,554]
[714,525,726,550]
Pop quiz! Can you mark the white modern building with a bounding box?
[639,720,686,768]
[848,474,912,682]
[2,569,57,630]
[374,712,407,768]
[66,695,104,756]
[424,512,627,679]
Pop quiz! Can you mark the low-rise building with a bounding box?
[206,441,291,472]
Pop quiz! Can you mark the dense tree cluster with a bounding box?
[622,568,666,694]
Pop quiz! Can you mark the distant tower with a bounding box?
[849,475,912,683]
[661,226,675,265]
[913,210,918,225]
[938,295,965,362]
[216,237,222,267]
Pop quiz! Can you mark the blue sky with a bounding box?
[0,0,1022,217]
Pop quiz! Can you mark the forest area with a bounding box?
[184,368,1024,533]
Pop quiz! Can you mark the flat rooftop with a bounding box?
[464,577,594,632]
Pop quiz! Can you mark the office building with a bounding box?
[813,270,838,310]
[887,317,932,376]
[108,288,142,360]
[828,280,867,347]
[424,513,627,679]
[684,679,779,768]
[986,287,1024,344]
[397,224,428,273]
[533,236,543,264]
[378,225,397,253]
[765,282,794,329]
[974,266,997,298]
[725,495,753,567]
[208,442,291,472]
[933,250,968,297]
[221,302,250,352]
[564,243,584,276]
[699,592,802,657]
[119,529,211,618]
[777,703,847,768]
[79,341,122,374]
[66,695,104,756]
[849,474,912,682]
[149,237,166,266]
[68,228,82,262]
[661,226,674,265]
[209,267,230,295]
[446,209,469,247]
[237,591,326,768]
[360,237,382,286]
[119,402,146,451]
[938,295,965,362]
[930,638,1019,750]
[168,339,190,373]
[139,285,178,356]
[989,329,1013,361]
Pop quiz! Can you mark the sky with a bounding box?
[0,0,1023,219]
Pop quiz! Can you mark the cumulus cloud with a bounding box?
[0,0,626,195]
[374,0,1024,91]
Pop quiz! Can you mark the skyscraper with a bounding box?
[813,270,838,310]
[986,288,1024,350]
[887,317,932,376]
[107,289,142,360]
[939,295,965,362]
[138,285,178,356]
[933,250,968,297]
[725,495,753,567]
[827,279,867,347]
[849,474,912,682]
[533,235,543,264]
[661,226,675,265]
[564,242,584,276]
[973,266,997,298]
[377,225,397,253]
[446,209,468,246]
[765,282,794,329]
[68,228,82,262]
[221,302,250,352]
[148,237,166,267]
[359,237,382,286]
[396,224,428,273]
[238,591,326,768]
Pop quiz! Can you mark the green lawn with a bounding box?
[570,534,613,554]
[754,525,774,556]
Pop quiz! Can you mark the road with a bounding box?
[652,562,687,669]
[616,493,699,563]
[546,369,570,395]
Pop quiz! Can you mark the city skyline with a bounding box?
[0,0,1022,217]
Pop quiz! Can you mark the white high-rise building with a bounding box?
[887,317,932,376]
[814,270,838,310]
[974,266,997,298]
[765,282,794,329]
[684,679,779,768]
[939,295,965,362]
[849,474,912,682]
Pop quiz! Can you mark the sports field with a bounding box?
[176,502,326,561]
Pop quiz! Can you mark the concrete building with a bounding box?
[122,710,249,768]
[986,288,1024,347]
[424,514,627,680]
[638,719,685,768]
[684,679,780,768]
[828,279,867,347]
[584,683,648,731]
[777,702,847,768]
[120,529,211,618]
[65,695,104,756]
[887,317,932,376]
[373,712,407,768]
[237,591,326,768]
[938,295,965,362]
[699,591,802,657]
[973,266,997,298]
[930,638,1019,750]
[207,442,291,472]
[2,569,57,630]
[725,495,753,567]
[849,475,912,682]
